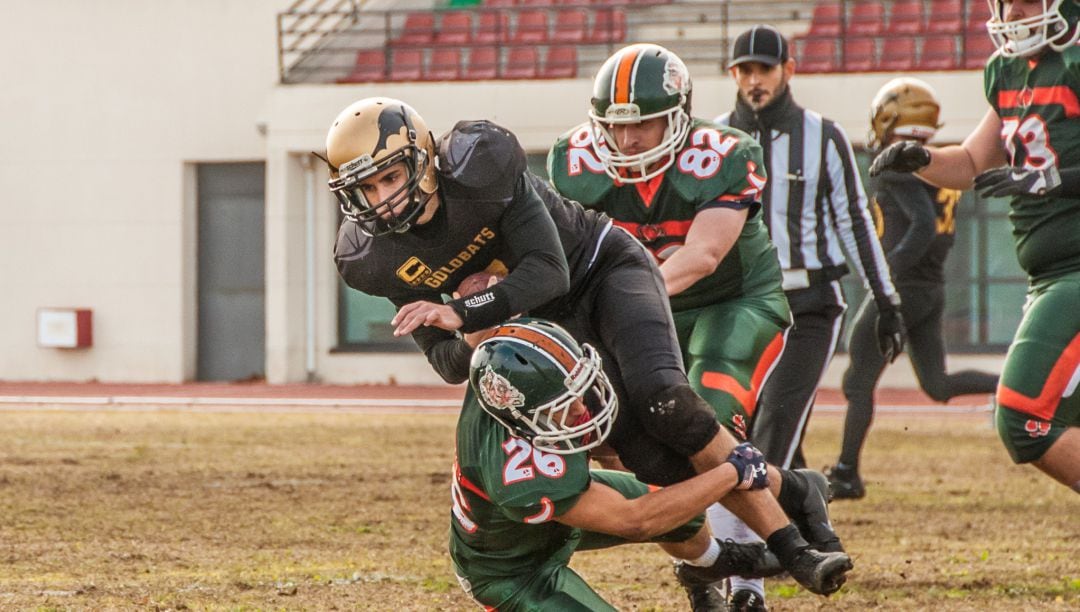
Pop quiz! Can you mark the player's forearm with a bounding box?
[916,145,980,189]
[617,464,740,541]
[660,244,724,296]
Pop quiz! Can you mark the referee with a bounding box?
[717,25,904,470]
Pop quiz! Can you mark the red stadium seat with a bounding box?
[808,2,842,37]
[927,0,963,33]
[542,45,577,78]
[396,12,436,45]
[848,2,885,36]
[338,49,386,83]
[484,0,515,7]
[388,48,424,81]
[519,0,557,6]
[798,37,838,73]
[426,48,463,80]
[504,46,539,79]
[966,2,992,32]
[887,0,924,35]
[513,10,550,43]
[435,12,473,46]
[552,8,588,43]
[463,46,499,80]
[592,0,631,5]
[589,8,626,42]
[876,36,917,71]
[843,37,876,72]
[919,34,958,70]
[962,33,997,69]
[475,11,510,44]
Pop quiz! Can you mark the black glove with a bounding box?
[726,442,770,491]
[973,165,1062,197]
[875,304,906,364]
[869,141,932,176]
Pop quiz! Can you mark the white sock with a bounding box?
[686,537,720,567]
[707,503,766,598]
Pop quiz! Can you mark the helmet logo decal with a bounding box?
[478,366,526,411]
[339,154,375,177]
[662,57,689,96]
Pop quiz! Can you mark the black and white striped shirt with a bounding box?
[717,89,897,303]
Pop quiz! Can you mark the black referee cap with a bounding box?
[729,24,790,69]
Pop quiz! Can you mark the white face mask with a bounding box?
[985,0,1080,58]
[588,105,691,184]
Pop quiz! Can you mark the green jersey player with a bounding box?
[548,44,843,610]
[871,0,1080,494]
[449,319,783,610]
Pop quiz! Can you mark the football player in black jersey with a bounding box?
[825,79,999,500]
[326,97,852,597]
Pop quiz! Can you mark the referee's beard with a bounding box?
[742,79,790,113]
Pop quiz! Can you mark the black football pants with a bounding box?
[837,283,999,468]
[555,227,718,486]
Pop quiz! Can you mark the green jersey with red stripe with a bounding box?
[449,391,591,582]
[985,44,1080,280]
[548,118,783,312]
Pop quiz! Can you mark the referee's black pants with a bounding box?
[751,280,847,469]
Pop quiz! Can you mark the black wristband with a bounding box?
[448,284,513,333]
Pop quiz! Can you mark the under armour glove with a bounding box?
[973,165,1062,198]
[869,141,932,177]
[726,442,769,491]
[875,305,906,364]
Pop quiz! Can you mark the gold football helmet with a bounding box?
[325,97,438,236]
[867,78,942,152]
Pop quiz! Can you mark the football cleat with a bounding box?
[824,464,866,500]
[784,548,853,596]
[729,589,768,612]
[677,581,727,612]
[673,540,784,586]
[790,469,845,553]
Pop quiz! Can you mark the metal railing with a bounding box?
[278,0,367,82]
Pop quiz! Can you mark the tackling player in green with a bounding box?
[871,0,1080,494]
[547,44,842,610]
[451,319,783,611]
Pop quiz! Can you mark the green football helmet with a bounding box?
[985,0,1080,58]
[589,43,692,183]
[469,319,618,455]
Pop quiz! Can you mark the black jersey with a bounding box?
[870,171,958,285]
[334,120,611,383]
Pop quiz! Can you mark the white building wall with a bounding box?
[1,0,289,382]
[0,2,999,385]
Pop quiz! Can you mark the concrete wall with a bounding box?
[262,72,996,386]
[0,0,289,382]
[0,2,1001,385]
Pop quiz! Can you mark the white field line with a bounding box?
[0,395,991,415]
[0,395,461,414]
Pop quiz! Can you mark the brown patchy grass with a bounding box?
[0,407,1075,611]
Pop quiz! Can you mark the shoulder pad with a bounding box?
[547,122,616,207]
[666,118,766,203]
[437,120,527,200]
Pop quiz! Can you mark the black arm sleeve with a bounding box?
[392,296,473,384]
[880,172,935,276]
[446,174,570,332]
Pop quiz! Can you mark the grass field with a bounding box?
[0,405,1075,611]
